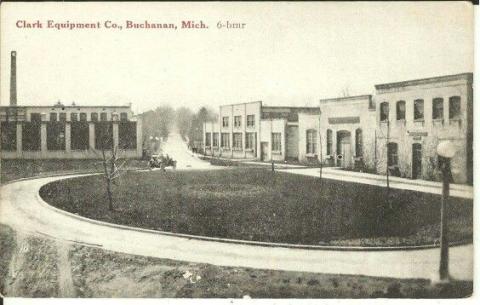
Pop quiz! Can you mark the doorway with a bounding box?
[286,126,299,160]
[412,143,422,179]
[336,131,352,168]
[261,142,269,161]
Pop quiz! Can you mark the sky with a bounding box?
[0,2,474,113]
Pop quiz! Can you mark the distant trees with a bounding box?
[175,107,194,141]
[140,105,175,149]
[185,106,216,150]
[140,104,217,154]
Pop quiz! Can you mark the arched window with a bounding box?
[396,101,405,120]
[306,129,317,154]
[355,129,363,157]
[432,98,444,119]
[326,129,332,155]
[380,102,389,121]
[387,142,398,166]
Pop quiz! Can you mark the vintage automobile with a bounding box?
[149,154,177,170]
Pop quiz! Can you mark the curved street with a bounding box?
[0,133,473,281]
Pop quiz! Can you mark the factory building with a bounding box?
[204,73,473,184]
[374,73,473,184]
[203,101,320,162]
[0,51,142,159]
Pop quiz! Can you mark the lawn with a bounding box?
[1,158,148,183]
[39,168,473,246]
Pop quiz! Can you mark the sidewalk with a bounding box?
[182,153,473,199]
[277,167,473,199]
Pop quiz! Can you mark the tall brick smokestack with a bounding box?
[10,51,17,106]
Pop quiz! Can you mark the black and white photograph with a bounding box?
[0,1,476,301]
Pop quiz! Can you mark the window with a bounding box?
[355,129,363,157]
[47,121,65,151]
[432,98,444,120]
[91,113,98,122]
[396,101,405,120]
[380,102,389,121]
[120,112,128,121]
[234,116,241,127]
[245,132,255,149]
[449,96,461,119]
[80,113,87,122]
[50,113,57,122]
[95,122,113,149]
[100,112,108,121]
[71,113,78,122]
[222,117,229,127]
[119,121,137,149]
[247,115,255,127]
[59,113,67,122]
[1,122,17,151]
[221,133,230,148]
[22,121,41,151]
[233,133,242,149]
[387,142,398,167]
[272,133,281,152]
[71,121,89,150]
[30,113,42,123]
[326,129,333,155]
[414,99,424,120]
[306,129,317,154]
[213,133,219,147]
[205,133,211,146]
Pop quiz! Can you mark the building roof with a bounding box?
[374,73,473,90]
[319,94,372,103]
[0,104,132,109]
[261,106,319,121]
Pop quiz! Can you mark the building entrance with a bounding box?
[336,130,352,168]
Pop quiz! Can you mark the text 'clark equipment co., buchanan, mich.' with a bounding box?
[16,20,247,30]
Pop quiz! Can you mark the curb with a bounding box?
[30,172,472,252]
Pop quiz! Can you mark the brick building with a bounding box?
[0,51,142,159]
[203,101,320,162]
[203,73,473,184]
[318,95,376,170]
[374,73,473,184]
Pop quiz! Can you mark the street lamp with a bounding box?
[436,140,456,282]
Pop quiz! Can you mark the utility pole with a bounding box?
[436,140,456,283]
[386,117,390,193]
[319,111,323,182]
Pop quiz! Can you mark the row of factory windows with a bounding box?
[379,96,462,122]
[205,129,364,157]
[222,115,256,128]
[20,112,130,123]
[205,132,278,150]
[0,121,137,151]
[49,112,129,122]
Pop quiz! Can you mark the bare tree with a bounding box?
[92,124,127,211]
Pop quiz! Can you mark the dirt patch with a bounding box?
[56,241,75,297]
[1,230,59,297]
[0,224,16,294]
[70,244,472,298]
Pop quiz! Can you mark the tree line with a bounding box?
[139,105,216,151]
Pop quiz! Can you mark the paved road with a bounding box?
[161,132,217,169]
[0,132,473,281]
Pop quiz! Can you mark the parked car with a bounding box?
[149,154,177,170]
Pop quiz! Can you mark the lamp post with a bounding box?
[436,140,456,282]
